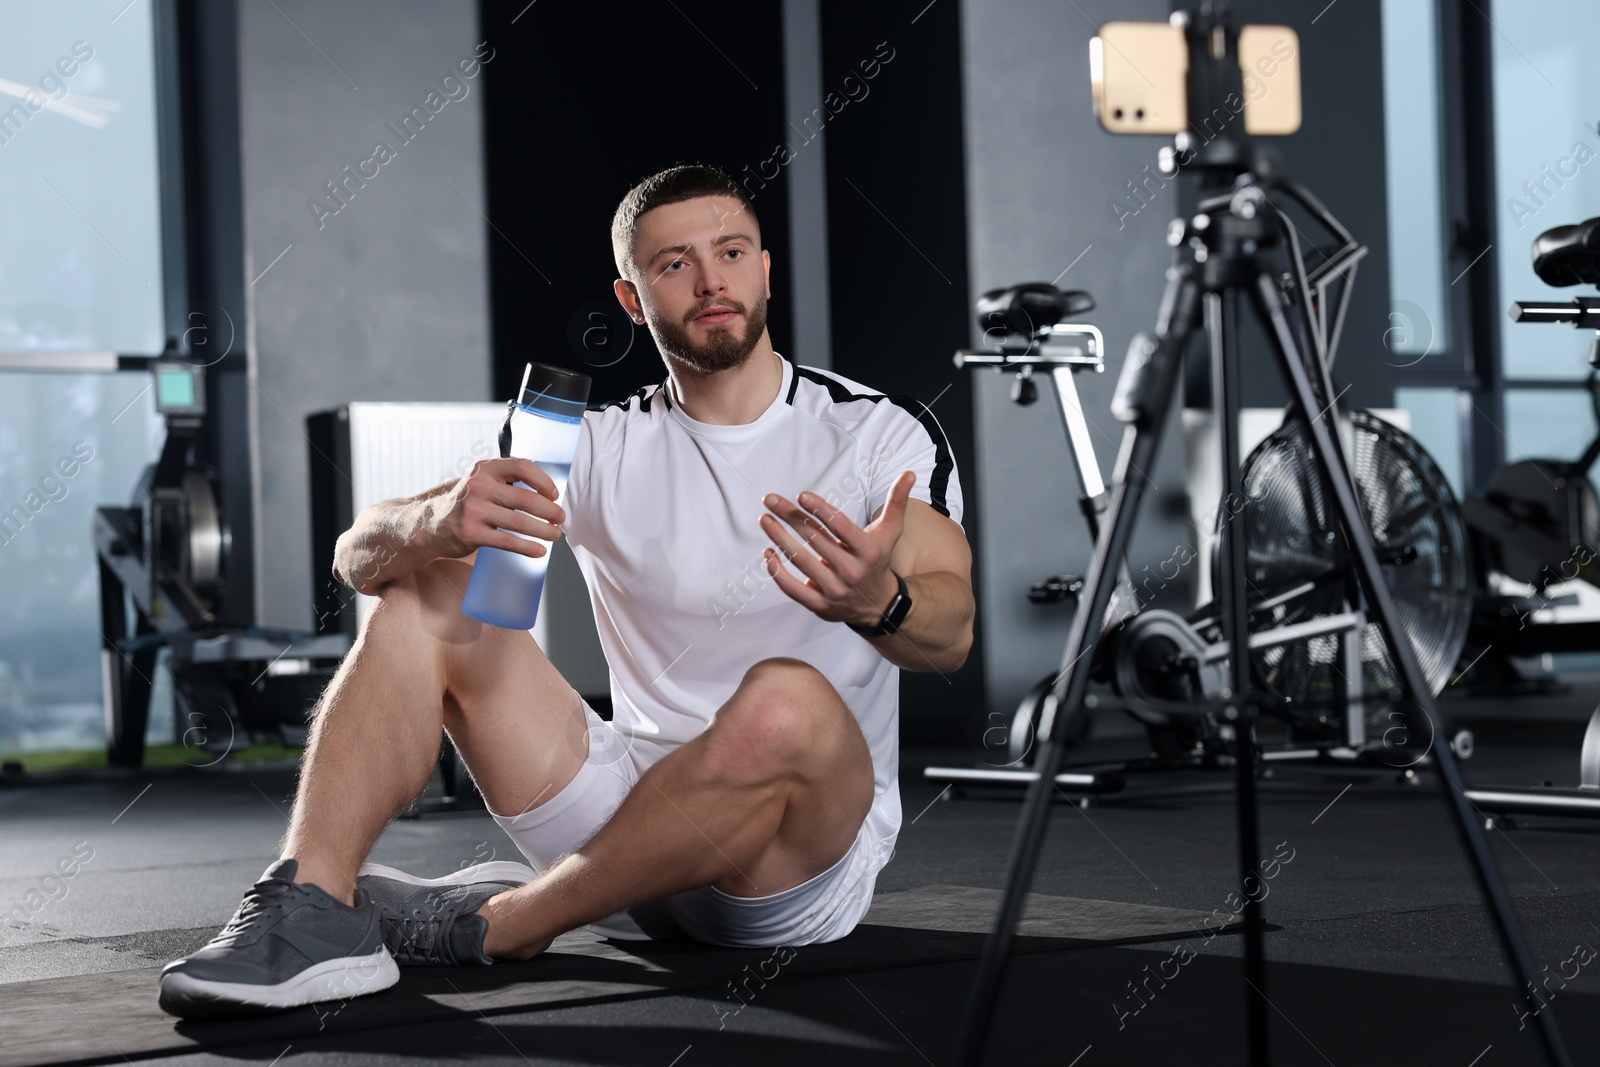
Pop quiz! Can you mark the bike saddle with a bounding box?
[976,282,1096,337]
[1532,216,1600,287]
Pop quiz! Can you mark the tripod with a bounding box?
[954,13,1571,1067]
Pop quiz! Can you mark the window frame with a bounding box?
[1391,0,1534,494]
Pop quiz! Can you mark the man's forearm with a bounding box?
[860,570,974,674]
[333,481,453,595]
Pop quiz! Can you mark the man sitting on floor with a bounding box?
[159,164,972,1018]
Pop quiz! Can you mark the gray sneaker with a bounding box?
[356,860,535,966]
[159,858,397,1019]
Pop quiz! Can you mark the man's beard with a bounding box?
[650,294,769,374]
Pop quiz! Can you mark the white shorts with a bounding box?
[486,700,886,947]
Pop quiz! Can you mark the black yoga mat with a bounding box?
[0,884,1241,1067]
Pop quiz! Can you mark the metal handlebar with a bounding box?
[1510,297,1600,326]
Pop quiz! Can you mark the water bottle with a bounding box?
[461,362,591,629]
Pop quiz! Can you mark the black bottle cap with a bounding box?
[517,362,592,409]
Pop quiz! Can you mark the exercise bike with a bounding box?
[925,183,1466,798]
[1463,216,1600,667]
[947,320,1376,789]
[1461,214,1600,818]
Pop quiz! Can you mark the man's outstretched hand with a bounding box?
[759,469,917,629]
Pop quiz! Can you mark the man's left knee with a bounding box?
[712,658,860,777]
[740,656,830,702]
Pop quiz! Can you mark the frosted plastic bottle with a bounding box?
[461,362,591,629]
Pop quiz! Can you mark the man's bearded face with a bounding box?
[649,289,769,373]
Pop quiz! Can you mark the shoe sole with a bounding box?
[356,860,538,887]
[158,946,399,1020]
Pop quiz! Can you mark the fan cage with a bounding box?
[1226,409,1472,738]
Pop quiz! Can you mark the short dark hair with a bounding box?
[611,165,760,281]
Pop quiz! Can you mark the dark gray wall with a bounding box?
[238,0,492,629]
[962,0,1190,737]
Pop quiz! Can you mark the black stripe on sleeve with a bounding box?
[886,394,954,518]
[792,367,955,518]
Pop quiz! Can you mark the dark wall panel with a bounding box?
[819,0,983,744]
[478,0,792,406]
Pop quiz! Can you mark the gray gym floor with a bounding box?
[3,680,1600,1067]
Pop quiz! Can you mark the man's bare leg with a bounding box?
[283,558,590,904]
[480,656,876,959]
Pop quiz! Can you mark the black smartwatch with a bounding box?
[848,571,912,637]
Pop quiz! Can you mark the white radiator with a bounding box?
[308,402,609,697]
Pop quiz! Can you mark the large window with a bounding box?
[1490,0,1600,543]
[1491,0,1600,383]
[1381,0,1466,500]
[1384,1,1600,502]
[0,376,170,756]
[0,3,166,356]
[1381,0,1450,364]
[1379,1,1600,666]
[0,1,174,760]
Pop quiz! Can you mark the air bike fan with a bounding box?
[1225,409,1473,745]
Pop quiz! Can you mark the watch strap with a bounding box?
[848,571,911,637]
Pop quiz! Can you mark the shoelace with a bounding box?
[212,878,296,945]
[385,907,456,965]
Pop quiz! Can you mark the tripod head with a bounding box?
[1091,5,1301,185]
[1090,6,1364,375]
[1166,6,1281,187]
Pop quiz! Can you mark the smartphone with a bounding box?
[1090,21,1302,137]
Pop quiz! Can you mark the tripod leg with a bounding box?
[955,268,1203,1066]
[1251,271,1574,1067]
[1206,291,1271,1065]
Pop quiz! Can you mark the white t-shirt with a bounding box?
[561,351,965,852]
